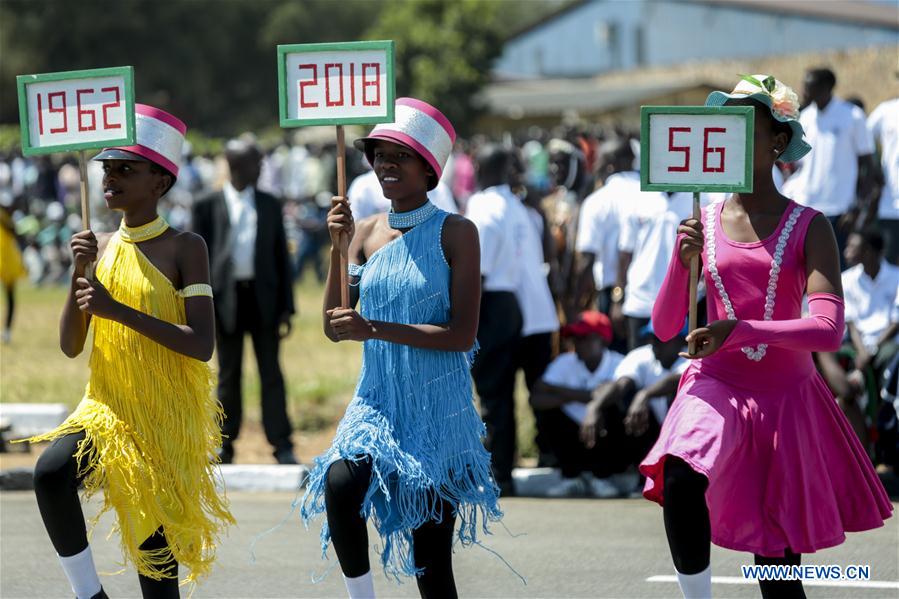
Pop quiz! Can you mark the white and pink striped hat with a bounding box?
[93,104,187,179]
[354,97,455,190]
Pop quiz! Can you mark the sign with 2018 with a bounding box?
[640,106,755,193]
[16,66,136,156]
[277,40,395,127]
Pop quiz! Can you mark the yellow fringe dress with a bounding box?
[29,231,234,584]
[0,211,26,286]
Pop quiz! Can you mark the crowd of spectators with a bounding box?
[1,66,896,492]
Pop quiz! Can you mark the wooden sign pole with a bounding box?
[687,191,700,355]
[78,150,93,279]
[336,125,350,308]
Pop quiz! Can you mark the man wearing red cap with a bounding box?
[530,311,627,497]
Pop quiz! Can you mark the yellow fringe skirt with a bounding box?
[28,233,233,586]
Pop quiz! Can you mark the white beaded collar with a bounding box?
[705,203,805,361]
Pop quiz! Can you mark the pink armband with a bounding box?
[723,293,845,353]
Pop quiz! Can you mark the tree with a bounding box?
[366,0,506,135]
[0,0,562,136]
[0,0,379,135]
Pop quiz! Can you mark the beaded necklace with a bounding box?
[388,201,438,230]
[705,203,804,361]
[119,215,170,243]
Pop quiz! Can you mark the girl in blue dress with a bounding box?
[301,98,501,599]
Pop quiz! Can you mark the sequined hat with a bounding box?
[354,97,456,190]
[93,104,187,179]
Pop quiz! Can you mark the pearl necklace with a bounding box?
[705,204,804,361]
[118,215,170,243]
[388,201,438,230]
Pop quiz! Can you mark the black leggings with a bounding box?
[663,457,806,599]
[3,283,13,330]
[324,458,457,599]
[33,431,180,599]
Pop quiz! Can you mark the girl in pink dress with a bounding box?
[641,75,893,598]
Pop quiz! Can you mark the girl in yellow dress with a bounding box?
[0,202,27,343]
[27,104,233,599]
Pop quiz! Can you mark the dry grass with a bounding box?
[0,274,539,465]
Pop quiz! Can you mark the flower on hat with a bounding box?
[738,74,800,120]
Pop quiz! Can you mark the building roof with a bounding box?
[481,75,719,119]
[481,45,898,122]
[696,0,899,29]
[508,0,898,41]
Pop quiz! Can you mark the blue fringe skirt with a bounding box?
[300,387,502,580]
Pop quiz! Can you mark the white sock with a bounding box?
[343,571,375,598]
[57,546,102,599]
[676,564,712,599]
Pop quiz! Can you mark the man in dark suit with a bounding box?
[192,137,297,464]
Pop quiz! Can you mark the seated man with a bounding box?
[531,316,687,497]
[615,324,690,492]
[530,311,624,497]
[818,227,899,449]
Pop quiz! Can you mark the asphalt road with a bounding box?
[2,492,897,598]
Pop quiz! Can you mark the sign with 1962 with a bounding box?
[16,66,135,156]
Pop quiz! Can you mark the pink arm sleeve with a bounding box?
[651,234,691,342]
[722,293,845,353]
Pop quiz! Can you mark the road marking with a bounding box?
[647,575,899,590]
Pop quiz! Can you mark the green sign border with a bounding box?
[640,105,755,193]
[277,40,396,128]
[16,66,136,157]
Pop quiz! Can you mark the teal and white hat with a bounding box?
[705,74,811,163]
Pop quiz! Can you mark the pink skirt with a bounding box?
[640,363,893,557]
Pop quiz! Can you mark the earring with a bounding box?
[773,147,781,155]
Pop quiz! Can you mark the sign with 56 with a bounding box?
[17,66,135,156]
[640,106,754,193]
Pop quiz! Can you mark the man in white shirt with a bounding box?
[843,230,899,364]
[530,311,625,497]
[192,138,297,465]
[509,152,560,468]
[819,227,899,447]
[868,97,899,264]
[467,144,524,496]
[594,327,688,494]
[348,168,457,222]
[613,190,715,351]
[533,316,688,497]
[574,139,636,327]
[783,68,876,264]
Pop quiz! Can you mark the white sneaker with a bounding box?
[545,476,588,498]
[1,330,9,344]
[584,473,620,498]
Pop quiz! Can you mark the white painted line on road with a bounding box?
[647,575,899,590]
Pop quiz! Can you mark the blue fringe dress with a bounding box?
[301,209,502,579]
